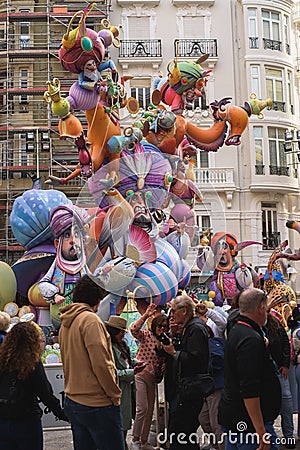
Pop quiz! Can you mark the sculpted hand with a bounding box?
[54,294,66,305]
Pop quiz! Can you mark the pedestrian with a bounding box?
[130,303,167,450]
[0,311,10,346]
[288,305,300,441]
[195,302,227,337]
[199,326,226,450]
[105,315,146,449]
[59,274,125,450]
[218,288,281,450]
[162,294,211,450]
[0,321,68,450]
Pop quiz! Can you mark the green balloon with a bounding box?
[0,262,17,310]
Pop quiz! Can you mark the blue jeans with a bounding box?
[0,417,43,450]
[224,422,279,450]
[64,397,125,450]
[279,372,294,439]
[295,364,300,438]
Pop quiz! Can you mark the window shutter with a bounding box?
[183,16,205,38]
[128,17,150,39]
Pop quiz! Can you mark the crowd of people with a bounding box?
[1,277,300,450]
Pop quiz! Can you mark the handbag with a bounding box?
[178,373,215,403]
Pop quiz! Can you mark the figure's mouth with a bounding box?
[134,206,147,216]
[225,135,241,146]
[218,255,229,267]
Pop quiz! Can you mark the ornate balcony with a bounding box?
[262,232,281,250]
[263,38,282,51]
[119,40,162,58]
[255,165,265,175]
[249,37,259,49]
[269,165,289,176]
[175,39,218,58]
[270,101,285,112]
[194,167,235,189]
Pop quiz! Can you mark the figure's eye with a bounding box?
[219,104,226,112]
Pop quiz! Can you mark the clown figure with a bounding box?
[197,232,260,306]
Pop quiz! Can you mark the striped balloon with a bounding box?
[178,259,191,290]
[130,261,178,305]
[154,238,181,279]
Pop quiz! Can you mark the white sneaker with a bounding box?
[141,443,155,450]
[130,440,141,450]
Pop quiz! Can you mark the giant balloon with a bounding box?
[0,262,17,310]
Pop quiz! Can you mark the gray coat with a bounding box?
[112,343,135,431]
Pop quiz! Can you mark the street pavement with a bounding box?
[43,415,300,449]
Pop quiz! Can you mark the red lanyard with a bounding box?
[237,320,254,330]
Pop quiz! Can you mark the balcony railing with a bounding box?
[175,39,218,58]
[262,232,281,250]
[269,165,289,176]
[255,165,265,175]
[193,167,234,187]
[263,38,282,51]
[249,37,259,49]
[270,101,285,112]
[119,40,162,58]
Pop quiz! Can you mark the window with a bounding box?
[266,67,284,111]
[198,151,209,169]
[250,66,261,98]
[192,214,211,247]
[19,69,28,107]
[183,16,205,39]
[254,126,264,174]
[284,15,290,54]
[287,71,293,114]
[248,8,258,48]
[19,134,30,164]
[19,21,30,48]
[130,79,151,110]
[0,25,5,50]
[262,10,280,41]
[268,127,288,175]
[261,202,279,249]
[127,17,150,40]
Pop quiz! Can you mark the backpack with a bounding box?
[291,327,300,365]
[209,336,225,390]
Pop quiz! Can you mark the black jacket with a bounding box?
[0,361,68,421]
[177,317,210,379]
[218,315,281,432]
[266,318,290,368]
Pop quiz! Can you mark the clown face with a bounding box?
[83,59,97,74]
[215,239,234,272]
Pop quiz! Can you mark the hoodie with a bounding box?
[59,303,121,407]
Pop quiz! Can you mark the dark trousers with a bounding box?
[169,394,204,450]
[0,417,43,450]
[64,396,125,450]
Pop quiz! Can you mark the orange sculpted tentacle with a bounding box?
[85,104,121,174]
[185,120,227,151]
[224,105,249,146]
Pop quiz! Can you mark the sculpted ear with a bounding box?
[54,238,59,249]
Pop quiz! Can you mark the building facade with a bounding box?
[1,0,300,293]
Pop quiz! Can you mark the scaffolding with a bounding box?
[0,0,112,263]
